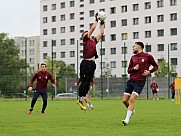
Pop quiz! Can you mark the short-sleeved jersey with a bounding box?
[150,83,158,90]
[83,35,98,59]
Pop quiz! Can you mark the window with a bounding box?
[80,12,84,15]
[100,0,105,2]
[43,53,48,59]
[43,41,48,47]
[110,61,116,68]
[70,13,75,19]
[110,7,116,14]
[80,4,84,7]
[52,40,56,46]
[61,14,65,21]
[145,2,151,9]
[157,29,164,37]
[157,0,164,8]
[170,0,177,6]
[80,17,84,20]
[110,34,116,41]
[80,24,84,28]
[89,23,93,29]
[133,4,139,11]
[53,52,56,58]
[70,51,75,57]
[157,44,164,51]
[70,26,75,32]
[61,39,65,45]
[122,61,127,68]
[52,16,56,22]
[70,1,75,7]
[145,45,151,52]
[133,18,139,25]
[171,58,177,65]
[70,38,75,44]
[99,8,105,12]
[43,17,47,23]
[133,32,139,39]
[60,2,65,8]
[110,20,116,27]
[110,48,116,54]
[121,5,127,12]
[70,64,75,69]
[121,19,127,26]
[145,16,151,23]
[61,52,66,58]
[170,28,177,35]
[100,48,105,55]
[52,4,56,10]
[157,15,164,22]
[157,59,164,64]
[122,33,128,40]
[90,0,94,4]
[170,13,177,21]
[121,47,127,54]
[80,0,84,2]
[43,29,47,35]
[100,62,106,69]
[145,31,151,38]
[89,10,95,17]
[60,27,65,33]
[52,28,56,34]
[102,35,105,42]
[43,5,47,11]
[170,43,177,50]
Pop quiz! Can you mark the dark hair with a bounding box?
[41,63,46,67]
[135,42,144,49]
[81,31,88,38]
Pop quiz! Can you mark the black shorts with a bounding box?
[33,90,48,101]
[124,80,145,96]
[152,90,158,94]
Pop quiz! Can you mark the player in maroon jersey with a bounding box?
[77,13,105,110]
[122,42,158,126]
[27,63,55,115]
[150,80,159,100]
[170,82,175,101]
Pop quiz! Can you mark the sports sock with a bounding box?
[125,110,133,123]
[87,103,90,107]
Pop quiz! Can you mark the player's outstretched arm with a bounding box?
[96,22,105,41]
[87,13,98,38]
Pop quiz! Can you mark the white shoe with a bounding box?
[89,105,94,110]
[157,98,159,100]
[122,120,128,126]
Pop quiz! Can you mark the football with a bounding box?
[98,11,107,22]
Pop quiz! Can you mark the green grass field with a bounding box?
[0,98,180,136]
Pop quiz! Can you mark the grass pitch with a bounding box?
[0,98,180,136]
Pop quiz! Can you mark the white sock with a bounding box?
[79,97,84,102]
[125,110,133,123]
[87,103,90,107]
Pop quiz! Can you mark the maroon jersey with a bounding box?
[83,35,98,59]
[170,83,175,91]
[29,71,55,90]
[150,83,158,90]
[128,52,158,81]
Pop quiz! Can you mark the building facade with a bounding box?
[40,0,180,77]
[14,36,40,73]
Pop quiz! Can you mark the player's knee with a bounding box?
[129,98,135,104]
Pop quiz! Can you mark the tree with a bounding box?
[44,57,76,94]
[0,33,27,97]
[154,57,177,77]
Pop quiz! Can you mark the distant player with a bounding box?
[27,63,55,115]
[74,78,94,110]
[170,82,175,101]
[77,12,105,110]
[122,42,158,126]
[150,80,159,100]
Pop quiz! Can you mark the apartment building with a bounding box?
[40,0,180,77]
[14,36,40,73]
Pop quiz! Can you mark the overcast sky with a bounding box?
[0,0,40,38]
